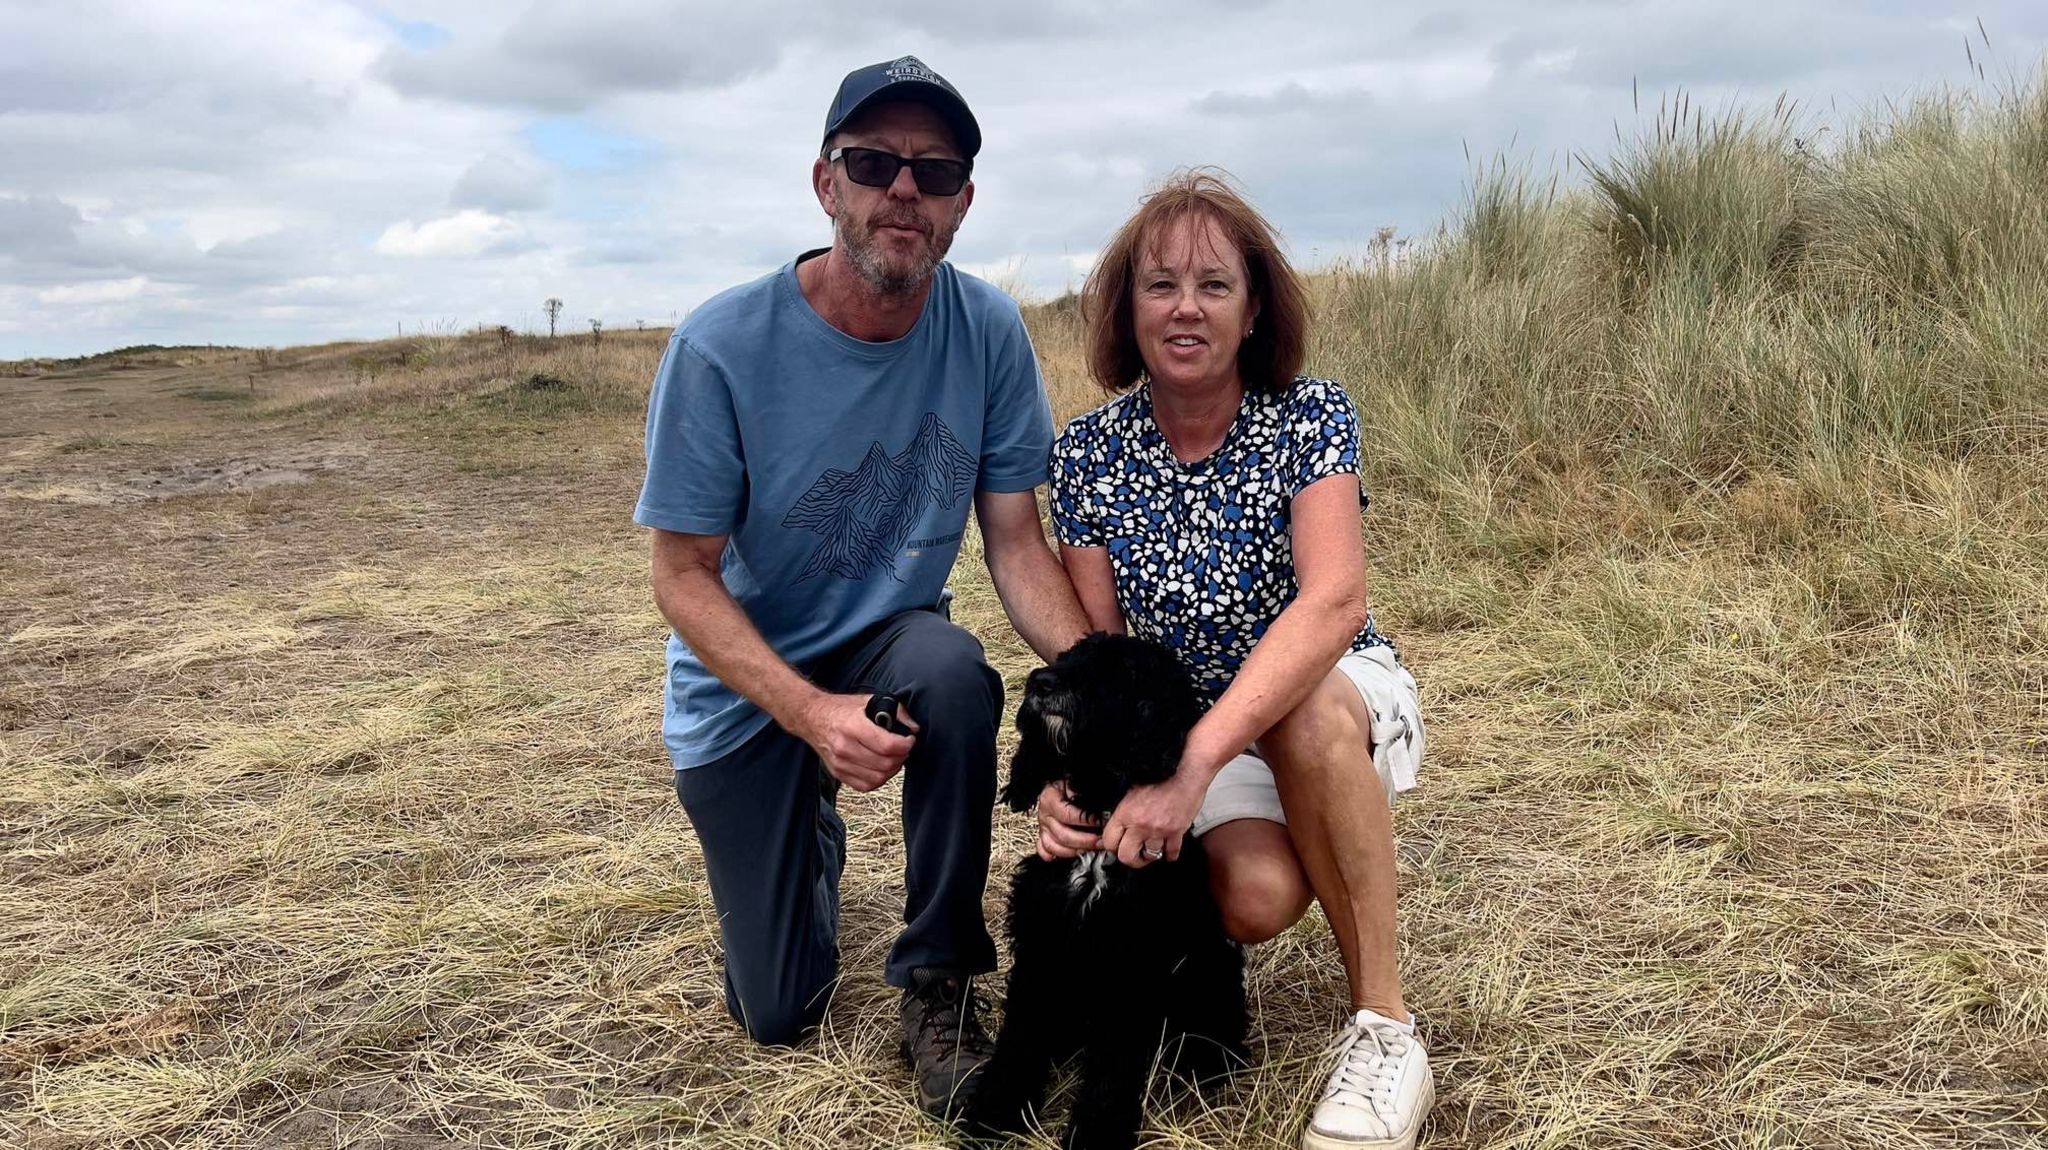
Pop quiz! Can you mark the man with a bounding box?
[633,56,1089,1118]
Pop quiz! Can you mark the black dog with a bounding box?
[965,633,1246,1150]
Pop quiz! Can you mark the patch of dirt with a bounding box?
[3,445,373,504]
[129,457,322,499]
[0,1004,209,1072]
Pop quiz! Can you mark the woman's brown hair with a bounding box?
[1081,167,1309,393]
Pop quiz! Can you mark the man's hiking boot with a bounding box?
[899,967,994,1119]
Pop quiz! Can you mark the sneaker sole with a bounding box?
[1299,1077,1434,1150]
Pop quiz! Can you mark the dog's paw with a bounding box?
[1059,1120,1140,1150]
[958,1091,1033,1144]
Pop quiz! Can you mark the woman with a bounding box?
[1040,169,1434,1150]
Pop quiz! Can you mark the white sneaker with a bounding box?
[1300,1008,1434,1150]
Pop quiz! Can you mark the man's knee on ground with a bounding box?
[1210,847,1312,945]
[735,990,830,1048]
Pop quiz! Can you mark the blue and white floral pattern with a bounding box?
[1050,375,1397,705]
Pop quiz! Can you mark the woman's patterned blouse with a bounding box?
[1049,374,1396,705]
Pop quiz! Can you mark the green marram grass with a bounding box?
[2,65,2044,1149]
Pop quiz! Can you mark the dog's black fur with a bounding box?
[964,633,1247,1150]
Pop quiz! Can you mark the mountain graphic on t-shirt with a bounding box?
[781,412,977,581]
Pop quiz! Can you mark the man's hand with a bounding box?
[793,693,918,793]
[1035,782,1103,861]
[1099,771,1206,868]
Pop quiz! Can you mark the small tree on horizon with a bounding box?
[543,298,563,339]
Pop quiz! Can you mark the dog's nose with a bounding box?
[1026,669,1058,698]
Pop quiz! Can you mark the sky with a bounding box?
[3,1,2045,359]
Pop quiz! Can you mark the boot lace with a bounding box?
[913,973,993,1053]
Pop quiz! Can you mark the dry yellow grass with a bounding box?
[5,71,2048,1150]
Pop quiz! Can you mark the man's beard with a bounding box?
[837,204,957,297]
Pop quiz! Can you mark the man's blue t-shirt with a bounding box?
[634,254,1053,768]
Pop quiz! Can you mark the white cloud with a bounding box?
[36,276,150,304]
[186,211,286,251]
[1,0,2045,357]
[370,0,1133,113]
[450,152,555,212]
[373,209,529,258]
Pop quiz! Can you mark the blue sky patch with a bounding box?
[378,15,451,49]
[522,118,657,172]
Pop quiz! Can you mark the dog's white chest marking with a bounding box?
[1067,850,1113,915]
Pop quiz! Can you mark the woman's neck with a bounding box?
[1150,376,1245,463]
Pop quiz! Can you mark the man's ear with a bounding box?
[813,155,837,219]
[999,743,1051,813]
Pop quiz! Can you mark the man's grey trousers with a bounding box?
[673,609,1004,1046]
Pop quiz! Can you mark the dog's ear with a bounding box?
[1123,721,1186,787]
[1000,743,1054,813]
[1121,666,1201,787]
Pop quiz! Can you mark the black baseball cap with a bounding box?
[822,55,981,161]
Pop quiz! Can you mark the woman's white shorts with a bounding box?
[1190,646,1424,838]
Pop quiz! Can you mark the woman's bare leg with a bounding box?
[1255,668,1407,1021]
[1202,817,1313,945]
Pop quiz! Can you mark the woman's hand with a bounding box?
[1100,769,1208,868]
[1035,782,1103,861]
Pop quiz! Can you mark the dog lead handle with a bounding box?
[866,693,913,736]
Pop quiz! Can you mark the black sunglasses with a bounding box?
[829,146,971,196]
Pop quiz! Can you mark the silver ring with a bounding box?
[1140,844,1165,860]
